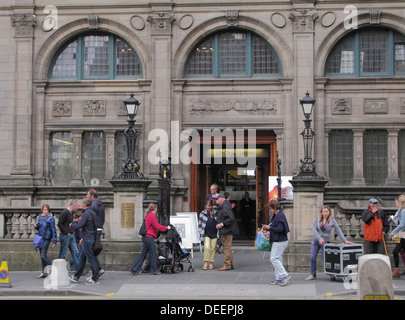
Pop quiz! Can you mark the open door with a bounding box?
[256,163,269,232]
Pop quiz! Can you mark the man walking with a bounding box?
[216,193,239,271]
[69,197,100,285]
[86,188,105,276]
[57,199,80,270]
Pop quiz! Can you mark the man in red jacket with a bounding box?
[361,198,390,254]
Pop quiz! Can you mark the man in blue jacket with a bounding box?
[69,197,100,285]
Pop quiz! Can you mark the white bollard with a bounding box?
[43,259,70,289]
[357,254,394,300]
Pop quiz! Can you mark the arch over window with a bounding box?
[49,33,142,80]
[325,27,405,77]
[185,30,282,78]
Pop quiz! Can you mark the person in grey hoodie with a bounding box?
[305,205,352,280]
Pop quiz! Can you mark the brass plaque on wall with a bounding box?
[121,203,135,228]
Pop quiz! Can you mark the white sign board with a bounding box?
[170,216,193,251]
[176,212,200,245]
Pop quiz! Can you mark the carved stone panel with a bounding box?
[52,100,72,117]
[187,98,278,117]
[332,98,351,115]
[83,100,106,116]
[363,98,387,114]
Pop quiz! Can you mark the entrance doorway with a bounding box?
[190,131,276,242]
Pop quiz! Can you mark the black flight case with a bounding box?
[324,243,363,281]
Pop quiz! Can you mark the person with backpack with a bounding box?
[34,204,57,278]
[129,203,170,275]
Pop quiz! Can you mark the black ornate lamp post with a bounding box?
[158,148,172,226]
[295,91,321,180]
[119,93,144,179]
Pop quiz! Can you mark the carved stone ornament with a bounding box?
[11,14,37,38]
[226,10,239,27]
[188,98,277,117]
[53,100,72,117]
[363,98,388,114]
[83,100,106,116]
[147,13,175,35]
[88,15,99,29]
[332,98,352,115]
[289,10,318,32]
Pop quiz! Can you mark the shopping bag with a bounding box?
[256,230,271,251]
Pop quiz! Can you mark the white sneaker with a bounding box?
[85,278,100,285]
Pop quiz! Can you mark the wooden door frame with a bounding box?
[190,130,277,213]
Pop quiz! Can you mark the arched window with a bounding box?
[325,27,405,76]
[185,30,281,78]
[49,33,142,80]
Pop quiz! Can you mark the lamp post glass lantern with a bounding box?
[297,91,318,179]
[119,93,144,179]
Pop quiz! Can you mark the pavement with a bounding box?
[1,245,405,301]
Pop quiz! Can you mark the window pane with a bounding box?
[82,131,106,186]
[50,132,73,185]
[116,38,141,76]
[84,35,110,78]
[252,35,280,74]
[360,29,388,73]
[328,130,353,185]
[220,32,246,75]
[186,38,214,75]
[326,35,354,74]
[51,41,77,78]
[363,130,388,186]
[395,43,405,73]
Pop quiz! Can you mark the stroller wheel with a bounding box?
[188,266,194,272]
[171,265,179,273]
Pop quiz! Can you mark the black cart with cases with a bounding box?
[324,243,363,281]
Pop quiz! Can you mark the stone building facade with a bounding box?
[0,0,404,270]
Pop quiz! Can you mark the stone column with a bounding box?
[386,129,400,185]
[109,179,152,240]
[70,131,84,186]
[351,129,365,186]
[289,178,328,241]
[289,7,318,174]
[9,13,36,181]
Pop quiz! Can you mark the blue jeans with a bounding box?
[40,239,52,272]
[74,239,100,281]
[130,236,158,273]
[58,233,79,270]
[310,239,325,277]
[270,240,289,280]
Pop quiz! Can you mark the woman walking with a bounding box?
[305,205,352,280]
[263,199,291,286]
[129,203,170,275]
[389,195,405,278]
[34,204,57,278]
[198,200,218,270]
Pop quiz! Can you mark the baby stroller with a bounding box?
[158,224,194,273]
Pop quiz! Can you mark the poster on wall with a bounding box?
[268,176,293,201]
